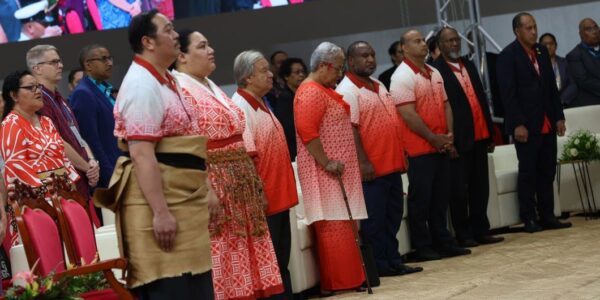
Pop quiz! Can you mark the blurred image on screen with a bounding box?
[0,0,307,44]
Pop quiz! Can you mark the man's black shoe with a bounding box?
[458,239,479,248]
[438,245,471,258]
[540,218,572,230]
[391,263,423,275]
[378,268,401,277]
[414,247,441,262]
[523,220,543,233]
[474,235,504,245]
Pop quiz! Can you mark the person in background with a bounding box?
[70,44,120,191]
[68,68,84,92]
[15,0,62,41]
[266,50,289,103]
[294,41,367,296]
[337,41,423,277]
[232,50,299,299]
[96,0,142,29]
[378,40,403,90]
[0,0,20,42]
[267,57,307,161]
[426,35,440,64]
[539,33,577,107]
[566,18,600,107]
[26,44,101,226]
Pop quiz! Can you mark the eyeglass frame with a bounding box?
[36,59,63,67]
[86,56,114,64]
[323,62,345,75]
[18,83,44,93]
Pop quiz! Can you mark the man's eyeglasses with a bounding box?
[19,84,43,93]
[37,59,62,67]
[86,56,114,63]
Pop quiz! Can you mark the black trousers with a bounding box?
[134,271,213,300]
[449,140,491,240]
[515,133,557,222]
[265,210,293,299]
[407,153,454,250]
[359,172,404,271]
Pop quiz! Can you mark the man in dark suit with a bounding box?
[433,27,504,247]
[497,12,571,233]
[566,18,600,107]
[70,44,121,190]
[378,41,403,90]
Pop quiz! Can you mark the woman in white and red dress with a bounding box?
[0,70,79,245]
[172,29,283,300]
[294,42,368,295]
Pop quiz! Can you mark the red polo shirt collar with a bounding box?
[345,72,379,94]
[237,88,269,113]
[133,55,179,95]
[446,58,465,73]
[404,58,433,79]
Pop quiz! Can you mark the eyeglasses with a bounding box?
[325,62,345,75]
[583,25,600,33]
[86,56,114,63]
[37,59,63,67]
[19,84,43,92]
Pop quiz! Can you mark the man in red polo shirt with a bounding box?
[432,27,504,247]
[497,12,570,233]
[390,29,471,262]
[337,41,423,277]
[232,50,299,299]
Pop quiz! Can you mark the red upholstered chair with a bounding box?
[9,180,134,300]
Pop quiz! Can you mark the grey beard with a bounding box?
[448,51,461,60]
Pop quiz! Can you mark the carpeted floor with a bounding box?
[320,216,600,299]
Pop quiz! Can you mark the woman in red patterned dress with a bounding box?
[294,42,368,295]
[1,70,79,188]
[1,70,80,245]
[172,29,283,300]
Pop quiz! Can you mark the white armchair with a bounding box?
[487,145,561,228]
[288,162,319,294]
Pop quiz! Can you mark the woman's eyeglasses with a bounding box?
[19,84,43,92]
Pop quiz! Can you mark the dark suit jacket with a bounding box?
[555,55,577,106]
[566,43,600,107]
[377,65,398,91]
[432,56,494,154]
[497,40,565,135]
[69,76,121,188]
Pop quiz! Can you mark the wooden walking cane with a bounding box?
[336,174,373,294]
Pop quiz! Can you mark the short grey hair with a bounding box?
[233,50,265,88]
[26,45,58,71]
[309,42,344,72]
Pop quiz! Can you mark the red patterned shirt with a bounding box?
[294,81,367,224]
[447,60,490,141]
[1,113,79,187]
[390,58,449,157]
[337,73,407,176]
[114,56,196,141]
[232,89,298,216]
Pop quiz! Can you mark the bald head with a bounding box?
[400,29,428,61]
[579,18,600,46]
